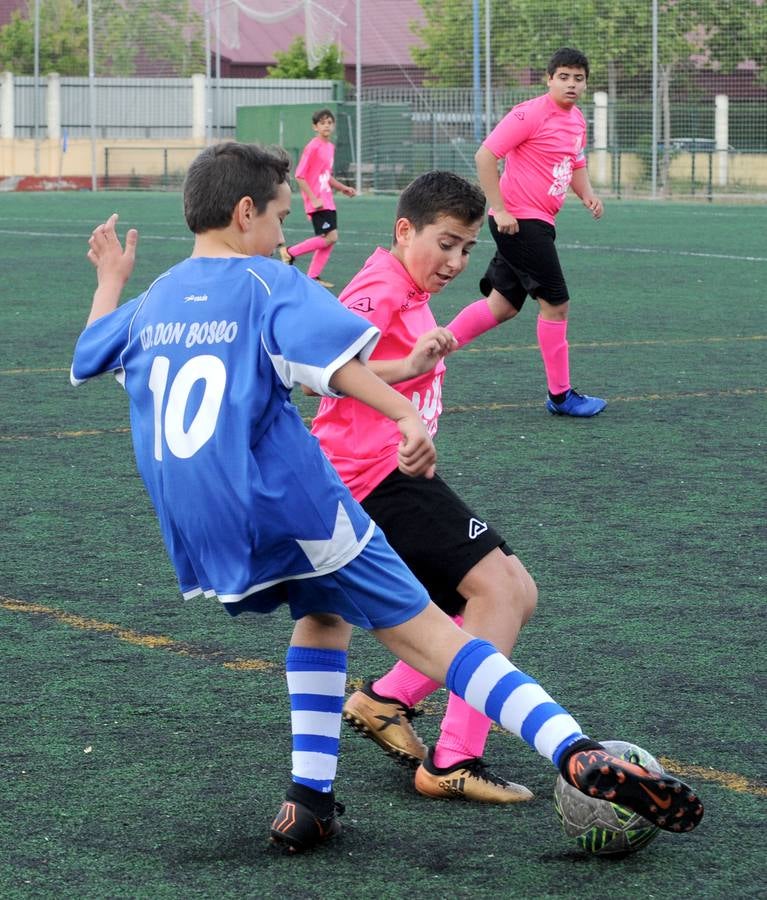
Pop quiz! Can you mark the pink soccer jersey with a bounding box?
[483,93,587,225]
[294,136,337,217]
[311,247,446,501]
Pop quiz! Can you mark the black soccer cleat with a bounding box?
[563,748,704,833]
[270,798,344,853]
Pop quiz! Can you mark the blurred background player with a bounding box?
[278,107,356,288]
[451,47,606,417]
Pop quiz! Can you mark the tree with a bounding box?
[93,0,204,77]
[0,0,204,76]
[267,35,344,80]
[0,0,88,75]
[413,0,766,191]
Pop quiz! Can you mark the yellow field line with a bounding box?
[1,387,764,443]
[658,758,767,799]
[1,334,765,378]
[0,596,275,672]
[441,386,767,415]
[462,334,767,354]
[2,595,764,799]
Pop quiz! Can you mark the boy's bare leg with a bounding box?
[290,612,352,650]
[486,287,519,323]
[457,550,536,656]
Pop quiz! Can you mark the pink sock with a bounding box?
[373,614,463,707]
[288,235,326,258]
[445,299,499,347]
[307,243,334,279]
[433,694,493,768]
[373,661,442,707]
[537,316,570,395]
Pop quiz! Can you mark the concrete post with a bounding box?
[1,72,14,139]
[192,73,206,142]
[47,72,61,140]
[715,94,729,186]
[592,90,608,185]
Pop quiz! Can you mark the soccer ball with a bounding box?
[553,740,663,857]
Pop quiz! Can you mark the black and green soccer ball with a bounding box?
[553,740,662,857]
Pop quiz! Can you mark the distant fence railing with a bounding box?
[1,75,766,198]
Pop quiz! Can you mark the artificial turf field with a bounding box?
[1,190,765,899]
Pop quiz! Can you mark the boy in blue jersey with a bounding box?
[71,142,703,853]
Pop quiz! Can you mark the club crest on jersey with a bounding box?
[468,518,488,539]
[348,296,374,313]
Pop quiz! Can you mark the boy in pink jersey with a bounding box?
[312,171,539,802]
[453,47,606,417]
[278,108,356,288]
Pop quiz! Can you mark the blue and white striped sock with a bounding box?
[445,638,586,768]
[286,646,347,793]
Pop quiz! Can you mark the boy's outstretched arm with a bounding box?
[329,358,436,478]
[329,175,356,197]
[86,213,139,324]
[368,327,457,384]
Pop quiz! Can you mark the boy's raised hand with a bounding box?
[86,213,139,325]
[88,213,138,284]
[407,327,458,377]
[396,410,436,479]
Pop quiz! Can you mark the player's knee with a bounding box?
[537,298,569,320]
[461,555,537,628]
[515,566,538,624]
[488,289,518,322]
[325,230,339,245]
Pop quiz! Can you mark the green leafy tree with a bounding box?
[93,0,204,77]
[267,35,344,80]
[414,0,765,190]
[0,0,204,76]
[0,0,88,75]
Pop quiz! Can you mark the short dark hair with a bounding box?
[183,142,290,234]
[394,171,485,240]
[312,108,335,124]
[547,47,589,79]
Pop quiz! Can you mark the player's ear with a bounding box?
[234,196,256,230]
[393,216,413,246]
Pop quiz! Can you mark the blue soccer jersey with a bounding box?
[71,256,380,607]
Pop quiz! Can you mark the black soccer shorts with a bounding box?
[480,215,570,310]
[311,209,338,236]
[361,469,513,617]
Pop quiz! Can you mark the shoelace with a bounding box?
[462,757,509,786]
[396,704,423,723]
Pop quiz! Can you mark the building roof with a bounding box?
[0,0,22,28]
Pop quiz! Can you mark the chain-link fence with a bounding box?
[1,0,765,197]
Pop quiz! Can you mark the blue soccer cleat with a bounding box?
[546,389,606,417]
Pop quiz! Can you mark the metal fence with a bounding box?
[1,0,765,198]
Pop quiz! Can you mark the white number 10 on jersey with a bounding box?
[148,354,226,460]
